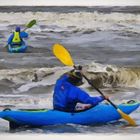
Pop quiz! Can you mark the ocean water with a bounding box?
[0,6,139,134]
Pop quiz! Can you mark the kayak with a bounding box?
[8,42,27,53]
[0,100,139,129]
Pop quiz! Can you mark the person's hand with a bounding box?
[104,95,109,100]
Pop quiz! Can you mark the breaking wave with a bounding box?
[85,62,140,88]
[0,63,140,93]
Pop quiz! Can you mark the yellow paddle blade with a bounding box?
[117,109,136,126]
[53,44,74,66]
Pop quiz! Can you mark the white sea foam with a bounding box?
[0,12,140,33]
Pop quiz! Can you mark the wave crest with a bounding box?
[85,62,140,88]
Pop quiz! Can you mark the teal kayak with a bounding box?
[0,100,139,129]
[8,42,27,53]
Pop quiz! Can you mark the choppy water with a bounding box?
[0,6,139,134]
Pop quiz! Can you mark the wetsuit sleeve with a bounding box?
[7,34,14,44]
[20,32,28,38]
[74,86,105,106]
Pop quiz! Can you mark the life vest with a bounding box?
[12,32,21,43]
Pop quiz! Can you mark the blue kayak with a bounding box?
[8,42,27,53]
[0,100,139,129]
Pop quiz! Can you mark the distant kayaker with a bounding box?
[53,65,109,112]
[7,26,28,46]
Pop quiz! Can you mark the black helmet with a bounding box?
[67,70,83,86]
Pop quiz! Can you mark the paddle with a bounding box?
[53,43,136,126]
[23,19,37,31]
[5,19,37,49]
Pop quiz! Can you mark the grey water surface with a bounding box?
[0,6,139,134]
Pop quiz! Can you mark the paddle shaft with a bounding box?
[74,64,117,108]
[73,65,117,108]
[82,74,117,109]
[22,27,29,32]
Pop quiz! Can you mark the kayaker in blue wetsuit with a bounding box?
[53,66,108,112]
[7,26,28,46]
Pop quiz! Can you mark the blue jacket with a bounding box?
[7,32,28,45]
[53,74,105,112]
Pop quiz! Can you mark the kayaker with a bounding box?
[53,65,109,112]
[7,26,28,46]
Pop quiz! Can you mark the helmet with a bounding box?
[67,70,83,86]
[15,26,21,32]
